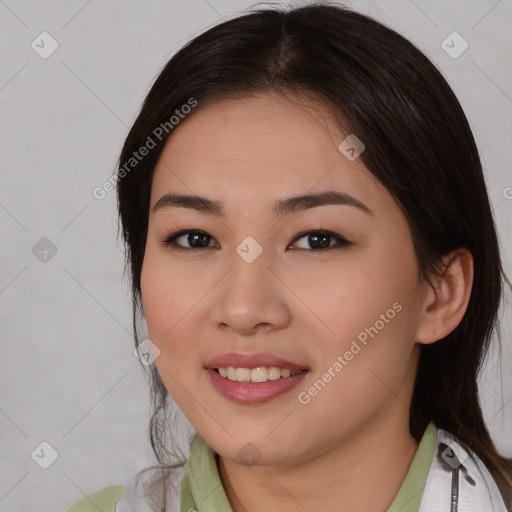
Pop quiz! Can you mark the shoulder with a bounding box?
[419,426,509,512]
[66,466,186,512]
[66,484,126,512]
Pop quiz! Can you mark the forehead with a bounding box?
[150,93,395,220]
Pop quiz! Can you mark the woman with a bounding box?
[68,3,512,511]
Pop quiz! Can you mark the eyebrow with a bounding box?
[153,190,372,217]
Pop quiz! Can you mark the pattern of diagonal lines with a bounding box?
[0,0,510,510]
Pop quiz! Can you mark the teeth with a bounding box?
[250,367,268,383]
[236,368,251,382]
[215,366,302,382]
[267,367,282,380]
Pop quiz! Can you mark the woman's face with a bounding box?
[141,93,428,466]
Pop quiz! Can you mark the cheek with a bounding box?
[140,247,216,383]
[302,245,420,406]
[140,257,200,410]
[141,245,205,339]
[140,254,171,339]
[297,302,417,441]
[140,250,191,380]
[301,249,416,351]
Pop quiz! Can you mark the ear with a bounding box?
[414,247,474,345]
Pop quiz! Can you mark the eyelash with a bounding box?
[160,229,352,252]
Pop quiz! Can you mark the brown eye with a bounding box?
[162,229,350,252]
[162,230,219,250]
[290,230,351,251]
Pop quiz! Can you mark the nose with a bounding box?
[210,249,292,336]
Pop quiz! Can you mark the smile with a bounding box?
[215,366,303,382]
[207,367,308,404]
[205,352,310,404]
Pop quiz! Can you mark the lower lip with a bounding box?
[207,368,308,404]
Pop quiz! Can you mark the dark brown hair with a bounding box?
[116,2,512,508]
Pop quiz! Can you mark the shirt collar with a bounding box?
[180,433,232,512]
[387,422,437,511]
[180,423,438,512]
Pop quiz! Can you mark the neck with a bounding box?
[217,410,420,512]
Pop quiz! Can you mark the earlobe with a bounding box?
[414,248,474,345]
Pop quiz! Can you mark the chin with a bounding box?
[206,431,306,467]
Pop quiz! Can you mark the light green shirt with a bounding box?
[67,423,437,512]
[180,423,437,512]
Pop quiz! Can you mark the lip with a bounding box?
[205,352,310,405]
[205,352,308,373]
[207,368,308,404]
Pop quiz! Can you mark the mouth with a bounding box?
[205,352,309,404]
[213,366,304,382]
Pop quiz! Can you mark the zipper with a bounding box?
[450,465,459,512]
[438,442,476,512]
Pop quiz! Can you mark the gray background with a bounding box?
[0,1,511,511]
